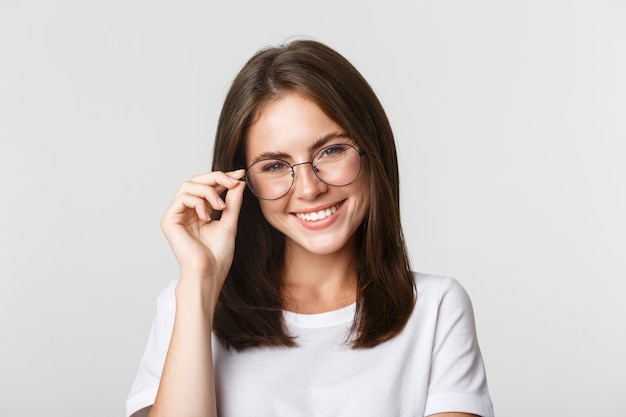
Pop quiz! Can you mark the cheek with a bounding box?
[358,190,371,221]
[356,170,371,206]
[346,177,371,225]
[258,200,284,226]
[357,176,372,221]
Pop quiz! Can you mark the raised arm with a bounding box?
[147,170,246,417]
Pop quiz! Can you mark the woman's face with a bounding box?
[245,92,370,257]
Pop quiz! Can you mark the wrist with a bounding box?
[175,276,222,317]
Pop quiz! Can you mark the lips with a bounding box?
[295,203,340,222]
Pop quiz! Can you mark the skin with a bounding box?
[244,92,370,312]
[135,92,480,417]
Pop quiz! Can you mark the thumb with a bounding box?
[219,180,246,230]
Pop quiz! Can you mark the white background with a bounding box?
[1,1,625,416]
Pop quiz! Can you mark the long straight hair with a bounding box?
[211,39,415,350]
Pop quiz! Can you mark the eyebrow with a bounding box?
[249,132,352,165]
[308,132,352,152]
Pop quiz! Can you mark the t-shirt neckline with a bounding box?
[283,302,356,328]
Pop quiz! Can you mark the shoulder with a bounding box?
[408,272,478,333]
[413,272,472,305]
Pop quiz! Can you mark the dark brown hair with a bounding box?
[211,39,415,350]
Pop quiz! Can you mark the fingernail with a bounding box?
[216,198,226,209]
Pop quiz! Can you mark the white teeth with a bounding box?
[296,205,339,222]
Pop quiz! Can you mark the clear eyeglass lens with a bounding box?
[246,144,361,200]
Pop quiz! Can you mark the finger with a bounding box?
[219,180,246,229]
[225,168,247,181]
[165,193,212,222]
[181,170,247,209]
[189,170,244,187]
[176,181,227,211]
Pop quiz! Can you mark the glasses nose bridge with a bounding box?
[290,160,318,176]
[289,160,324,194]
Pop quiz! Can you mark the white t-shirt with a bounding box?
[126,273,494,417]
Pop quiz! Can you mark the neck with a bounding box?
[280,238,358,314]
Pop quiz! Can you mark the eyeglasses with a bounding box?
[244,143,365,200]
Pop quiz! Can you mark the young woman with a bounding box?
[126,39,494,417]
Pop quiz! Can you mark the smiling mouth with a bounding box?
[295,203,340,222]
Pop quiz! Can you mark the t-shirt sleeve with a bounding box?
[424,277,495,417]
[125,281,177,417]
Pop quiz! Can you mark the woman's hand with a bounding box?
[151,170,246,417]
[160,169,246,287]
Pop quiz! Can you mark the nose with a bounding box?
[291,162,327,199]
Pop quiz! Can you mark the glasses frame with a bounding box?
[243,143,366,200]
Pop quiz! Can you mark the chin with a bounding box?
[286,232,358,257]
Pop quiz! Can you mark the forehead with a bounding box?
[244,93,347,161]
